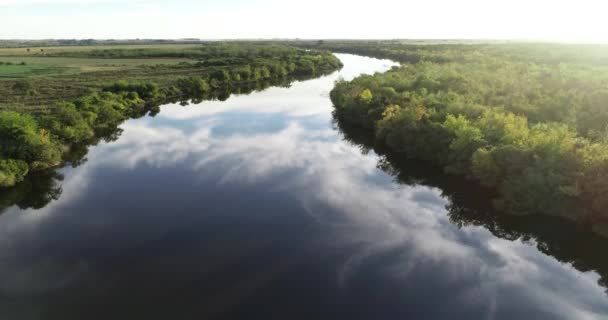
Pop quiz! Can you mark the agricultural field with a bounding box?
[0,57,197,75]
[0,44,205,77]
[0,43,339,110]
[0,43,202,56]
[0,61,71,78]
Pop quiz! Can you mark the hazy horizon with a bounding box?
[1,0,606,43]
[2,38,608,44]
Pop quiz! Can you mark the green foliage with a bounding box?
[471,148,500,187]
[476,110,529,145]
[39,102,95,143]
[579,143,608,219]
[175,77,211,97]
[359,89,373,104]
[329,42,608,224]
[443,115,486,174]
[103,80,162,100]
[0,159,29,188]
[303,40,608,67]
[0,43,343,188]
[0,111,62,169]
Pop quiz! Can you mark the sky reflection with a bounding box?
[0,54,606,319]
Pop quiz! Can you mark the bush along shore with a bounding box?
[327,42,608,234]
[0,47,343,188]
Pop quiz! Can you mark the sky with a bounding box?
[0,0,606,42]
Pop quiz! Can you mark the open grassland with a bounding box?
[0,44,211,109]
[0,44,202,80]
[0,62,72,78]
[0,61,203,110]
[0,64,220,111]
[0,44,204,57]
[0,43,337,109]
[0,57,197,74]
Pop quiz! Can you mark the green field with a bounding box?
[0,45,202,81]
[0,57,197,77]
[0,43,203,57]
[0,44,204,76]
[0,46,200,79]
[0,43,304,109]
[0,63,70,78]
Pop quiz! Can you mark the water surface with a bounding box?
[1,54,607,320]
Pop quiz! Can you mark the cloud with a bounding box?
[0,53,606,318]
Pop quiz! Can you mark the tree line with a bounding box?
[338,120,608,291]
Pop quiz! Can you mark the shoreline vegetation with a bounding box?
[3,39,608,236]
[0,42,343,188]
[337,120,608,292]
[301,41,608,234]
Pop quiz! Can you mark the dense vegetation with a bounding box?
[0,43,342,188]
[338,121,608,292]
[300,40,608,67]
[327,41,608,229]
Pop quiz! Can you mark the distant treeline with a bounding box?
[0,44,342,188]
[326,41,608,231]
[299,40,608,66]
[34,43,323,60]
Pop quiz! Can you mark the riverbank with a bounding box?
[320,41,608,232]
[2,52,606,318]
[0,43,343,188]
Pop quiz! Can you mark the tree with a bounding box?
[358,89,373,104]
[0,111,62,168]
[443,115,486,174]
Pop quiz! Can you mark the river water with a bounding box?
[1,54,608,319]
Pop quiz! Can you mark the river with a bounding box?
[1,54,607,319]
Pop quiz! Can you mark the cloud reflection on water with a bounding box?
[0,54,606,319]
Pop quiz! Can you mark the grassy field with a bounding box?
[0,64,213,111]
[0,57,199,79]
[0,44,201,80]
[0,44,217,81]
[0,63,72,78]
[0,44,203,57]
[0,44,250,109]
[0,57,198,110]
[0,42,343,111]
